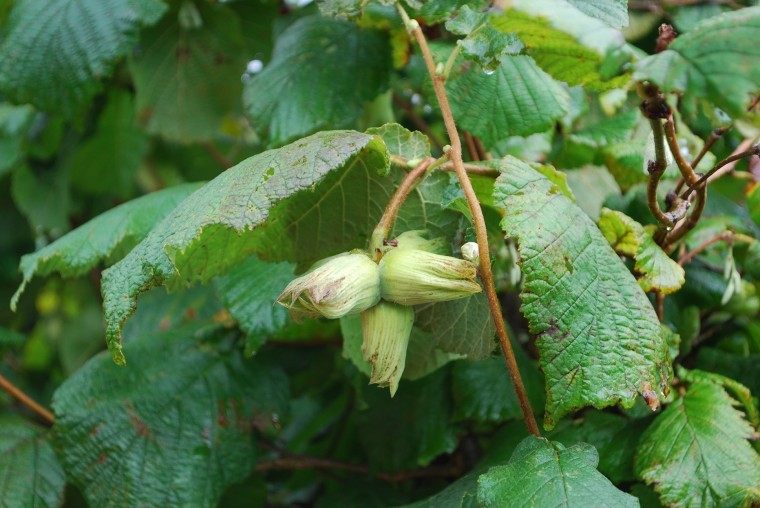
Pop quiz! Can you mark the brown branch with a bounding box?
[0,373,54,425]
[391,93,445,150]
[254,453,462,482]
[463,131,480,162]
[681,142,760,199]
[369,158,434,256]
[655,292,665,323]
[202,142,232,170]
[678,231,733,266]
[473,135,491,161]
[664,115,698,186]
[390,154,500,178]
[402,8,540,436]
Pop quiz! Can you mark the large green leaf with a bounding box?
[244,16,392,147]
[478,436,638,507]
[129,2,247,143]
[52,326,289,508]
[214,257,295,354]
[447,55,569,147]
[598,208,685,294]
[493,156,671,429]
[0,103,34,176]
[101,131,389,365]
[70,89,149,197]
[492,11,628,91]
[634,7,760,117]
[0,0,167,116]
[635,380,760,507]
[0,415,66,508]
[11,183,202,311]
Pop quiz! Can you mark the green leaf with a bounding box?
[458,24,524,73]
[70,90,149,197]
[634,7,760,117]
[129,2,247,143]
[52,326,289,508]
[11,183,202,311]
[101,131,389,365]
[0,0,167,116]
[548,412,649,483]
[0,103,34,176]
[11,163,70,235]
[598,208,685,294]
[0,415,65,507]
[635,380,760,507]
[451,350,545,423]
[749,184,760,228]
[506,0,625,54]
[214,257,295,354]
[355,369,458,471]
[492,11,628,91]
[565,166,621,221]
[409,0,489,25]
[244,16,392,147]
[447,55,569,146]
[567,0,628,29]
[493,156,671,429]
[414,292,496,360]
[604,140,649,191]
[445,5,488,35]
[478,436,638,507]
[366,123,430,161]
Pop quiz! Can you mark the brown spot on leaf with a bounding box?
[98,453,108,464]
[642,381,660,411]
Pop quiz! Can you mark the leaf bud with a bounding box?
[276,252,381,320]
[379,248,481,305]
[361,301,414,397]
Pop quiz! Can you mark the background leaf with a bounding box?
[129,1,247,143]
[0,414,65,508]
[0,0,167,115]
[634,7,760,117]
[494,156,670,429]
[11,183,202,310]
[52,325,289,508]
[244,15,392,147]
[635,380,760,507]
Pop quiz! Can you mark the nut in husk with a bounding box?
[390,230,448,254]
[361,301,414,397]
[276,252,381,320]
[379,248,481,305]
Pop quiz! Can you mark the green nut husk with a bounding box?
[392,230,448,254]
[361,301,414,397]
[276,252,381,320]
[379,248,482,305]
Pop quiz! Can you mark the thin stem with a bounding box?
[0,374,54,425]
[254,451,462,482]
[442,44,462,80]
[663,115,698,185]
[473,135,490,161]
[202,142,232,169]
[655,292,665,323]
[678,231,755,266]
[402,4,540,436]
[463,131,480,161]
[369,158,434,257]
[390,154,500,177]
[681,143,760,199]
[691,127,728,171]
